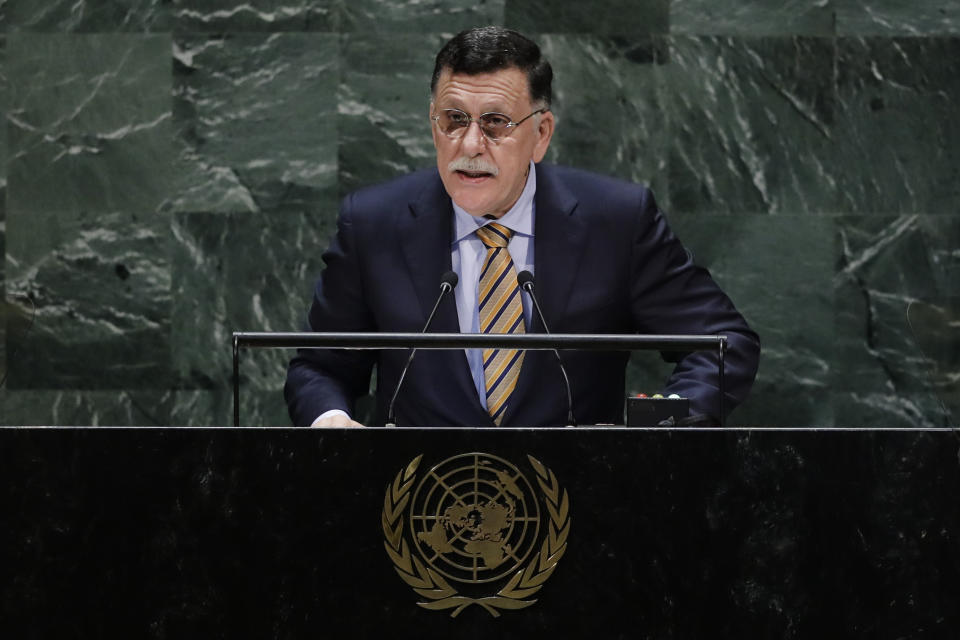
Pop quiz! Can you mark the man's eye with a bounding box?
[447,111,470,125]
[483,114,511,128]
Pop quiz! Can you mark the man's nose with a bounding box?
[460,121,487,155]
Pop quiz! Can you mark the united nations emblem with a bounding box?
[382,453,570,617]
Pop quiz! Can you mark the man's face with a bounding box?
[431,67,554,217]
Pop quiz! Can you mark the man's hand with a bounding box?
[310,414,365,428]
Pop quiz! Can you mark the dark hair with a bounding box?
[431,27,552,109]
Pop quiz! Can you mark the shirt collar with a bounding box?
[452,161,537,243]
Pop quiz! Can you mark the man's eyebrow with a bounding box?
[434,98,466,110]
[435,92,514,112]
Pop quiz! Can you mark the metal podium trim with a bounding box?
[231,332,728,428]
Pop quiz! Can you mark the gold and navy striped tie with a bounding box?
[476,222,525,425]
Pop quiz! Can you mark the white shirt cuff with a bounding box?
[310,409,350,427]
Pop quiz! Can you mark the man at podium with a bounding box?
[285,26,760,428]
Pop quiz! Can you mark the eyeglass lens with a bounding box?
[436,110,513,140]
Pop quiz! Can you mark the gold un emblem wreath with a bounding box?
[382,452,571,617]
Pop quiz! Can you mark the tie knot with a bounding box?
[476,222,513,249]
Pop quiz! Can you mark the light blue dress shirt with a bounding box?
[451,161,536,409]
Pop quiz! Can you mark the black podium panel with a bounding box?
[2,427,959,639]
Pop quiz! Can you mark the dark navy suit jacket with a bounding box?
[285,163,760,427]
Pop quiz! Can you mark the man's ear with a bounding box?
[532,109,555,163]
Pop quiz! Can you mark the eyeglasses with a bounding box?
[431,107,547,143]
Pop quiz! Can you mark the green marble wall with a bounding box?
[1,1,957,427]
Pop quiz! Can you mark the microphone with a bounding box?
[385,271,458,427]
[517,271,576,427]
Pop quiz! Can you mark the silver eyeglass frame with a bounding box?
[430,107,548,142]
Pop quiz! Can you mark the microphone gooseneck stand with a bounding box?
[517,270,577,427]
[385,271,458,427]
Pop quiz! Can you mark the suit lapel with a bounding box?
[504,164,586,426]
[401,175,458,332]
[403,173,489,423]
[529,164,585,332]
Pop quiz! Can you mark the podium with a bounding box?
[2,426,958,638]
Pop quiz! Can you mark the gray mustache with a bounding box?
[448,157,499,176]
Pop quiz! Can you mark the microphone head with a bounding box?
[517,270,534,290]
[440,270,459,290]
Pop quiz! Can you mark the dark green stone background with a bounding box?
[1,1,957,427]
